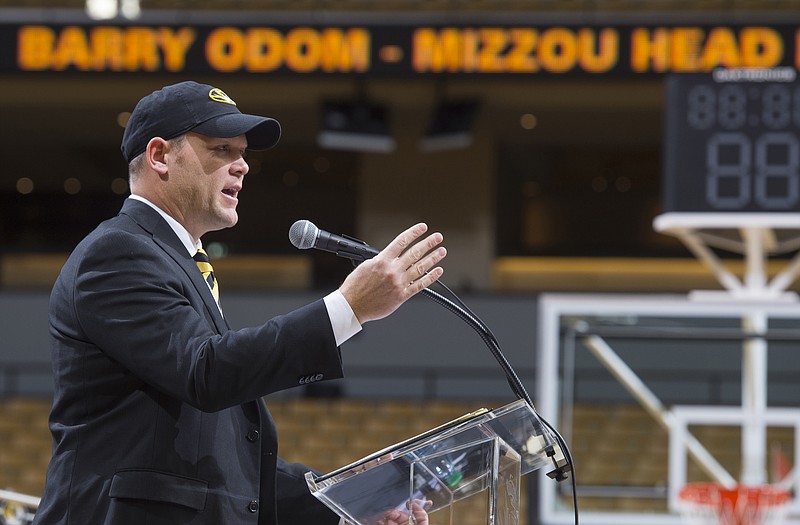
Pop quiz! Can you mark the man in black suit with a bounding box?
[33,81,444,525]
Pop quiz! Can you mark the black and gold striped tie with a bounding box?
[193,249,219,303]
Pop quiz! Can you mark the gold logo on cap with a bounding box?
[208,88,236,106]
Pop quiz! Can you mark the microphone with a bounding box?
[289,220,379,262]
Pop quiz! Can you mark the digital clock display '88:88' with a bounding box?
[663,72,800,213]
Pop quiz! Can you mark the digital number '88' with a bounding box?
[686,84,800,210]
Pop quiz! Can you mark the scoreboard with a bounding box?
[663,69,800,213]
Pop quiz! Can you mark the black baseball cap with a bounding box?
[121,81,281,163]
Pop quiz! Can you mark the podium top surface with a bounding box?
[311,399,553,488]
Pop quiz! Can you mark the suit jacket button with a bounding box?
[246,430,260,442]
[248,500,259,513]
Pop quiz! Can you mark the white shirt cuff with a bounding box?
[323,290,362,347]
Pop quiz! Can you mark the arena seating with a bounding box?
[0,397,793,518]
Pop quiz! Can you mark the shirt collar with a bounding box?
[128,194,201,256]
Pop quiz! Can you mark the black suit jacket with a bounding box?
[33,199,344,525]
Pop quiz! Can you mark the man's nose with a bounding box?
[232,157,249,177]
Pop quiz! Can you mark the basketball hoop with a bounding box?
[678,482,791,525]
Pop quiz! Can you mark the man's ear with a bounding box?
[145,137,170,177]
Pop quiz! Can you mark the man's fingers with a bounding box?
[379,224,445,284]
[381,223,429,259]
[397,232,444,272]
[407,244,446,282]
[408,264,445,296]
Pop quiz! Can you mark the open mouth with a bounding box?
[222,188,238,199]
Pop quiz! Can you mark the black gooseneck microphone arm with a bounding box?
[419,282,573,481]
[420,285,529,404]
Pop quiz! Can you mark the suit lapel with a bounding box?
[119,199,230,333]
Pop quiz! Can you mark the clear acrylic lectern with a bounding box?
[305,399,562,525]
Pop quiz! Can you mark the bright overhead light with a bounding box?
[120,0,141,19]
[86,0,140,20]
[85,0,117,20]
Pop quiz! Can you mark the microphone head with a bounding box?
[289,220,318,250]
